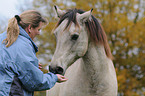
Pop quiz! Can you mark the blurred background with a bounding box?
[0,0,144,96]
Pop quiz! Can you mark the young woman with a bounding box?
[0,10,67,96]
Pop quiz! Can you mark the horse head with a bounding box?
[49,6,93,75]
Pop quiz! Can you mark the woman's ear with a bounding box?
[25,25,32,34]
[28,25,31,32]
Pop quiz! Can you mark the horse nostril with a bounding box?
[56,66,64,75]
[49,66,64,75]
[49,66,56,74]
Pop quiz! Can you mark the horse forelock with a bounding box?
[55,9,83,30]
[55,8,113,59]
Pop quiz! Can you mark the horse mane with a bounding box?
[55,9,113,59]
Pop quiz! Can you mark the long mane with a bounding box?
[55,9,113,59]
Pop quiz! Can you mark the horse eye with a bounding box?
[71,34,79,40]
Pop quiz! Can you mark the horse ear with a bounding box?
[77,8,93,23]
[54,6,65,18]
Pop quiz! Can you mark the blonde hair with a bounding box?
[3,10,47,47]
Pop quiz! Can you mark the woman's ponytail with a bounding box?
[3,16,20,47]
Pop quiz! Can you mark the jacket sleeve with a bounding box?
[15,43,58,91]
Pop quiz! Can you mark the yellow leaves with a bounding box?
[72,0,92,10]
[117,69,127,90]
[117,68,142,96]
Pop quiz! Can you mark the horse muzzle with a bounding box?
[49,65,64,75]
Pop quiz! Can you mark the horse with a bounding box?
[47,6,118,96]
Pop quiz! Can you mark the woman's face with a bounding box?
[29,22,43,40]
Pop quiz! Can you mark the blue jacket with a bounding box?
[0,26,58,96]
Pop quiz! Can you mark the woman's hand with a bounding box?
[56,74,68,83]
[39,63,42,69]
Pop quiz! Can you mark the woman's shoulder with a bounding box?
[18,35,30,43]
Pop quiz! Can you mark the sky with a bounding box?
[0,0,19,19]
[0,0,20,30]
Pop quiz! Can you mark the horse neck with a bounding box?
[83,41,108,67]
[81,42,112,82]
